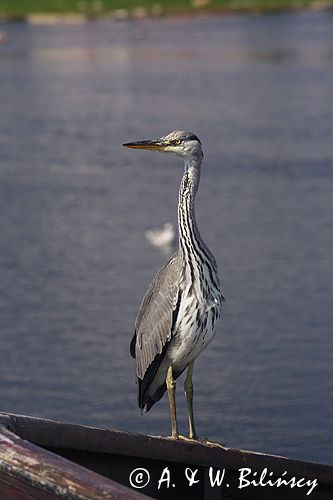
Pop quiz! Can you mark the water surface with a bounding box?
[0,11,332,463]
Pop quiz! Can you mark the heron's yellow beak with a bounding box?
[123,140,167,151]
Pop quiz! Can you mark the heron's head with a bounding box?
[123,130,203,159]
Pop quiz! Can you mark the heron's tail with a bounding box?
[138,365,185,413]
[136,342,169,412]
[140,382,167,413]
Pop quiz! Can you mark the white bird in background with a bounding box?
[145,222,176,253]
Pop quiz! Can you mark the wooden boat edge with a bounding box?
[0,422,152,499]
[0,411,332,485]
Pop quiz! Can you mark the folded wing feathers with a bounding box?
[134,252,181,380]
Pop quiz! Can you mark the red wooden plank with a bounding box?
[0,470,59,499]
[0,425,151,499]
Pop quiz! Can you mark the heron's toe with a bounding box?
[201,438,225,448]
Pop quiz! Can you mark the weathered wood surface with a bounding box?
[0,423,151,499]
[0,412,332,499]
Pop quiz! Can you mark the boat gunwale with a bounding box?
[0,421,152,499]
[0,412,332,486]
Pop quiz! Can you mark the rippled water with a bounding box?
[0,11,332,464]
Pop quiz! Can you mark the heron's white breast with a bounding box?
[168,291,221,371]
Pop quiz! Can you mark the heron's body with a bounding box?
[138,248,222,410]
[124,130,223,439]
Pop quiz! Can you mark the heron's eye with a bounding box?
[175,139,182,145]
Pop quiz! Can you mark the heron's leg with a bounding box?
[184,361,198,439]
[166,365,179,439]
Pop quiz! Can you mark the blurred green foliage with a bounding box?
[0,0,331,15]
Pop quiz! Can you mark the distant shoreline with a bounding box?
[0,1,332,23]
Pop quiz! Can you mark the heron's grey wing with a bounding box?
[131,251,181,382]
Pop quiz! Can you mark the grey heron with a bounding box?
[123,130,224,440]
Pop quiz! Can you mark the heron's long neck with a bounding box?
[178,157,205,271]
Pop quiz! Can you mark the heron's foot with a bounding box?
[183,435,225,447]
[167,434,224,446]
[201,437,225,448]
[176,434,199,442]
[168,433,195,441]
[170,435,224,447]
